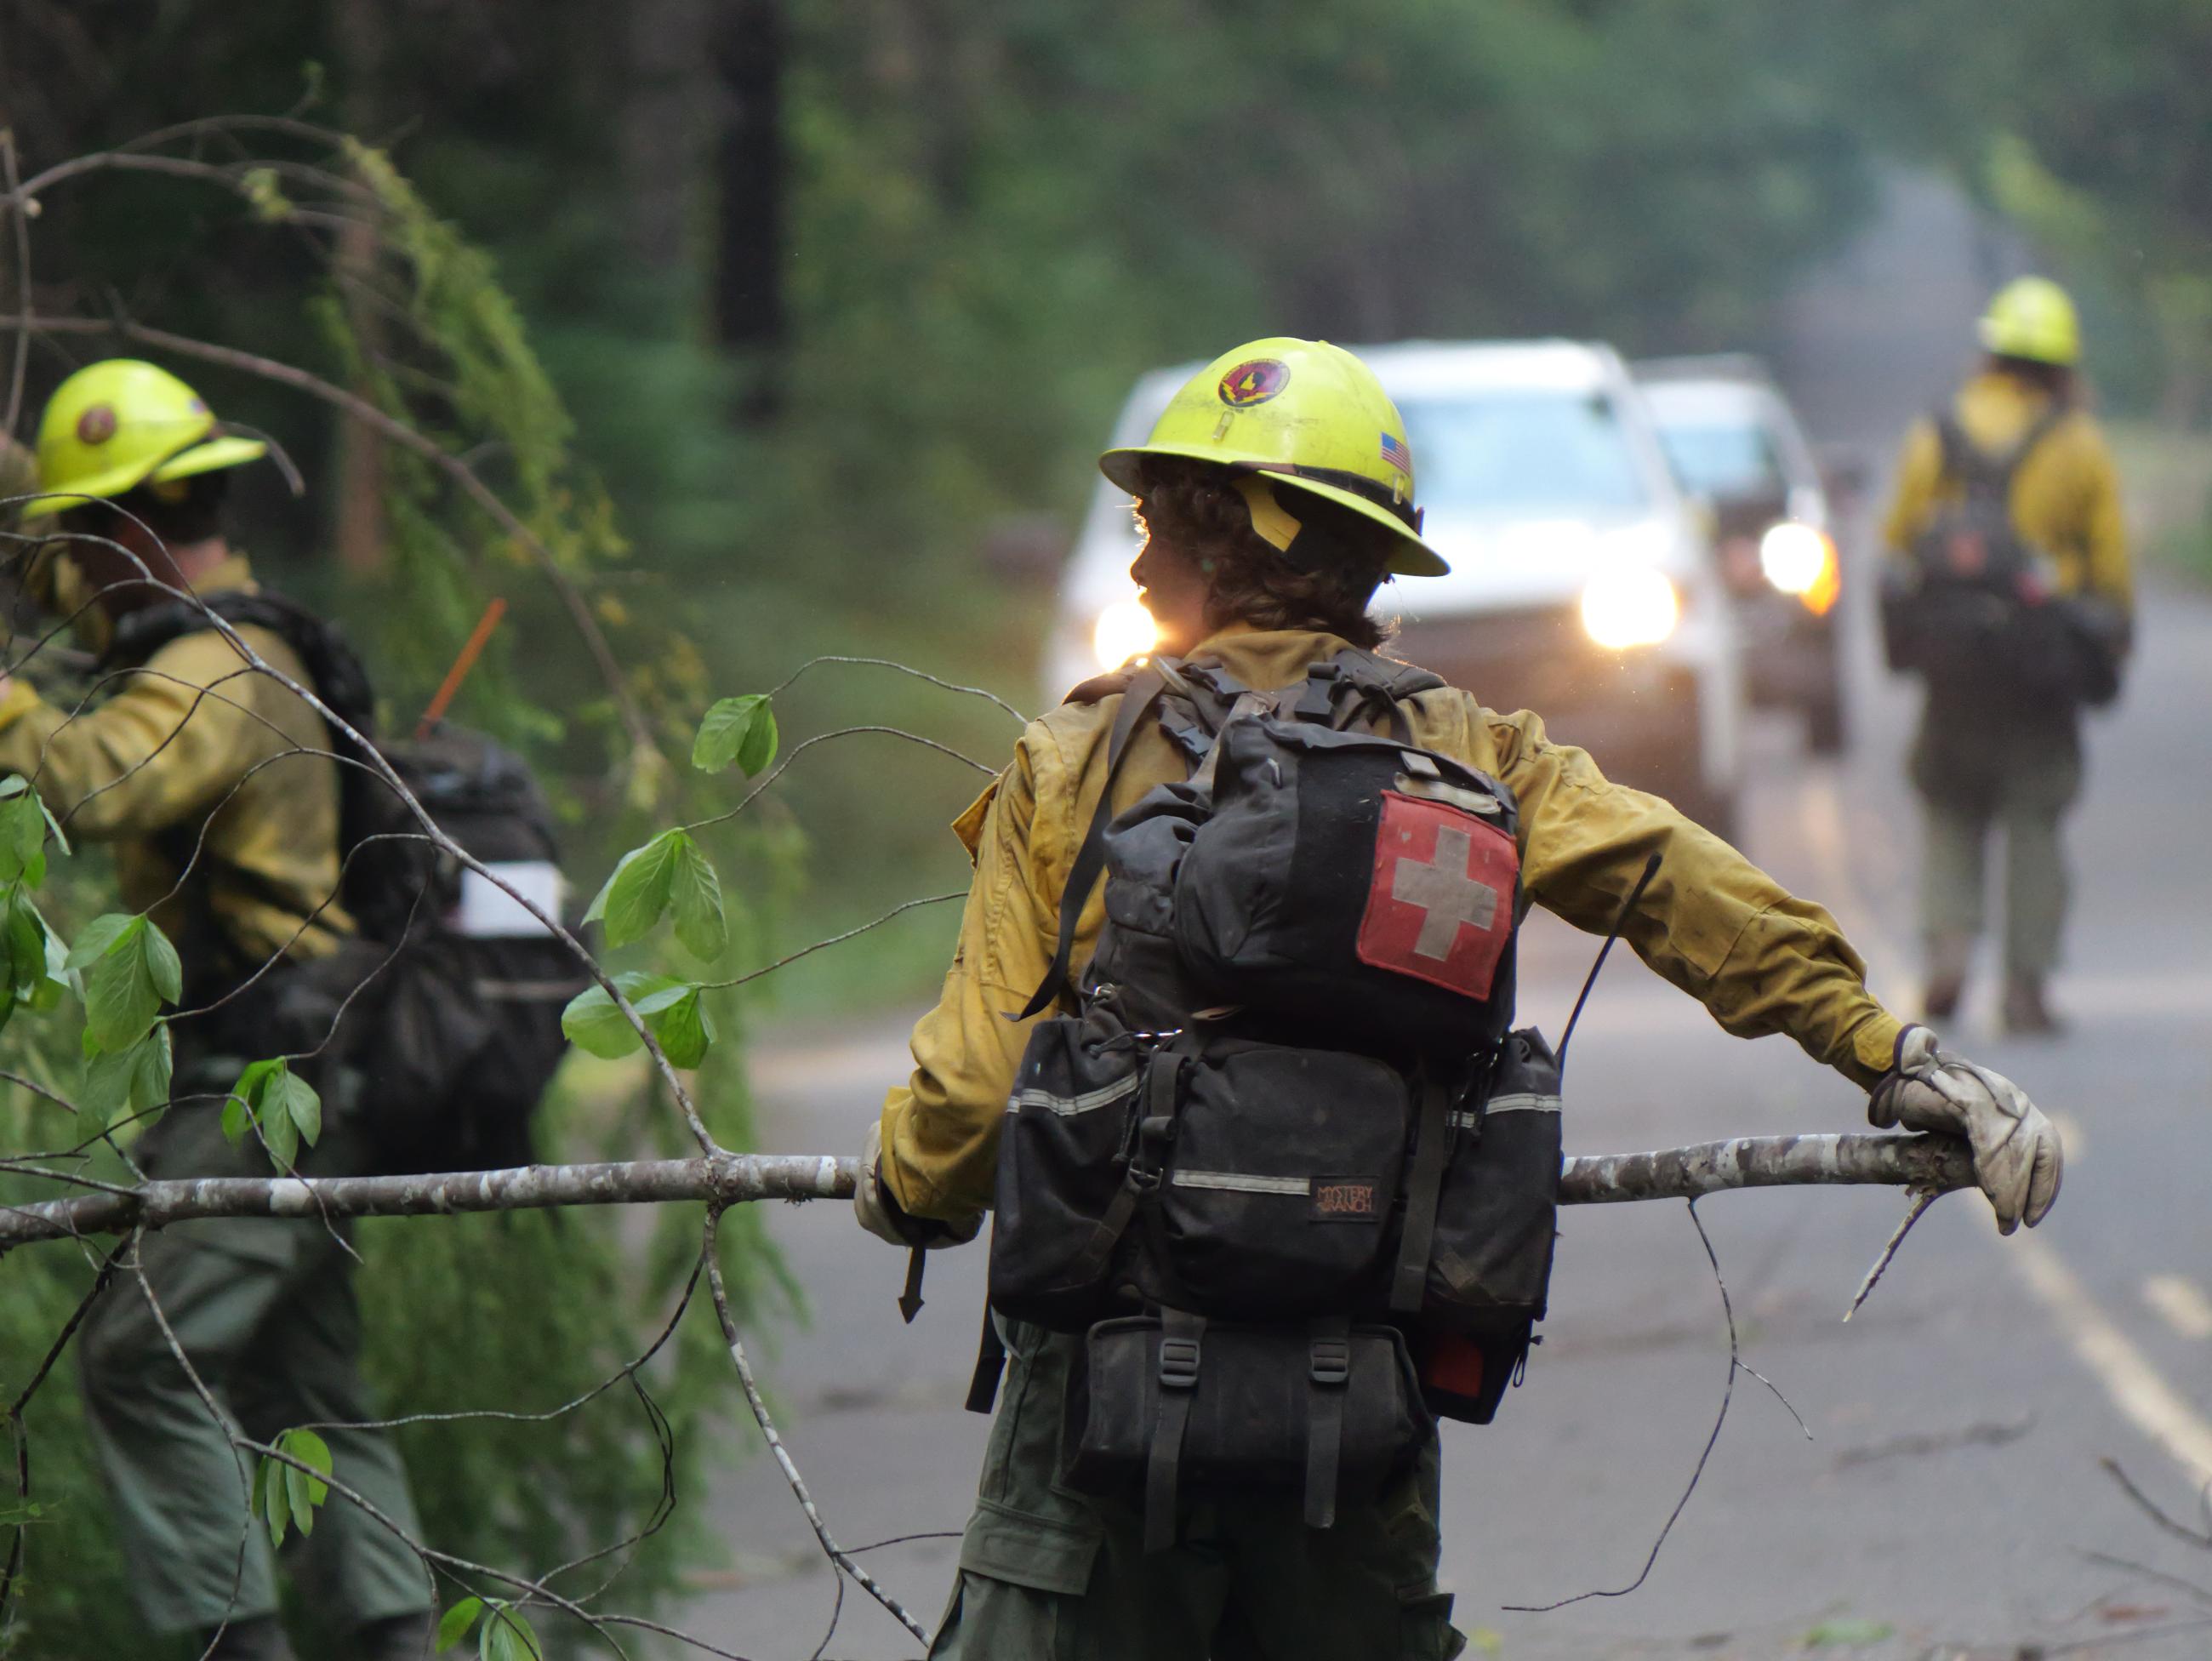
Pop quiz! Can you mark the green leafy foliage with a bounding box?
[562,972,715,1069]
[436,1597,485,1651]
[252,1429,334,1548]
[584,827,728,960]
[476,1606,543,1661]
[70,914,182,1053]
[693,694,779,778]
[221,1058,324,1170]
[79,1025,174,1135]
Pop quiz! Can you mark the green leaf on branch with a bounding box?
[561,972,714,1068]
[81,1025,174,1133]
[254,1429,332,1547]
[222,1058,320,1168]
[75,913,183,1052]
[692,694,778,777]
[0,786,49,886]
[478,1606,543,1661]
[669,834,727,961]
[437,1598,484,1651]
[634,979,715,1069]
[582,829,688,948]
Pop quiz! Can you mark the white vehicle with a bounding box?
[1049,340,1746,842]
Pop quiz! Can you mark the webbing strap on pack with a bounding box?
[1304,1316,1353,1530]
[1062,1045,1183,1289]
[1389,1070,1455,1314]
[964,1307,1007,1415]
[1145,1309,1206,1553]
[1012,666,1168,1022]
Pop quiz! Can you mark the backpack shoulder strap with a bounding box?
[1294,647,1446,737]
[104,588,379,744]
[1996,399,2072,484]
[1011,664,1169,1021]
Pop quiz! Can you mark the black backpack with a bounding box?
[105,590,579,1173]
[978,649,1562,1550]
[1880,404,2123,709]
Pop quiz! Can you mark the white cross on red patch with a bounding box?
[1355,791,1517,999]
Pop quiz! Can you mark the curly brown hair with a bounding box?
[1137,458,1396,648]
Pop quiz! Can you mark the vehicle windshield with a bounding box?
[1653,418,1787,501]
[1397,391,1650,521]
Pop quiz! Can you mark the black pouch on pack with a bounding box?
[1416,1027,1562,1424]
[1173,719,1519,1055]
[989,1013,1153,1332]
[1063,1316,1430,1507]
[1151,1036,1411,1320]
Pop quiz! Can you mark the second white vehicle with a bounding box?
[1050,338,1747,842]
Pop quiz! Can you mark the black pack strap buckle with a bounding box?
[1145,1310,1207,1553]
[1304,1316,1352,1532]
[1158,1333,1203,1390]
[1308,1337,1351,1388]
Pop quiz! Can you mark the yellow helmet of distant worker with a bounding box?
[1100,337,1449,577]
[27,359,267,512]
[1979,277,2081,368]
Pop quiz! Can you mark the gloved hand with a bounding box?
[1868,1025,2062,1234]
[853,1122,982,1248]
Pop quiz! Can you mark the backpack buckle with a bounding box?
[1158,1333,1202,1390]
[1309,1338,1351,1387]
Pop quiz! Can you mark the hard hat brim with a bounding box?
[21,433,267,514]
[1977,314,2078,368]
[1100,443,1450,577]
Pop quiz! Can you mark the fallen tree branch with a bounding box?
[0,1133,1974,1249]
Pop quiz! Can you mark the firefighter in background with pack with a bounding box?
[3,361,434,1660]
[1880,277,2132,1034]
[852,338,2065,1658]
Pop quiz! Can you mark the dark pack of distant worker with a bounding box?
[105,590,577,1173]
[1880,405,2128,709]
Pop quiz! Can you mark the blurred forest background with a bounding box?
[8,0,2208,1006]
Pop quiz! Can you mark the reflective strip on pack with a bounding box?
[1486,1093,1562,1115]
[1171,1169,1311,1196]
[1448,1093,1560,1131]
[453,862,565,939]
[1008,1075,1143,1117]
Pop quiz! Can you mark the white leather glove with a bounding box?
[853,1122,982,1248]
[1868,1025,2062,1234]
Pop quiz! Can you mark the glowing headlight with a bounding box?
[1759,522,1830,595]
[1092,599,1159,669]
[1579,567,1680,649]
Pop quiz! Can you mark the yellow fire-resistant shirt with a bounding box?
[1882,372,2132,615]
[879,626,1905,1225]
[0,556,351,968]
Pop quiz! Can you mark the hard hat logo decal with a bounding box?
[1217,358,1290,408]
[76,405,117,446]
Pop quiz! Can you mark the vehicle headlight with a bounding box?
[1092,599,1159,669]
[1579,567,1680,649]
[1759,522,1835,602]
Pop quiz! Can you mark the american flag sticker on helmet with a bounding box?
[1379,431,1411,475]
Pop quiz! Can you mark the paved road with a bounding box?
[679,567,2212,1660]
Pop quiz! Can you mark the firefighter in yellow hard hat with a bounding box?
[3,361,432,1659]
[1878,279,2133,1033]
[849,337,2063,1658]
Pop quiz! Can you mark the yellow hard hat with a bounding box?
[1979,277,2081,368]
[1101,337,1448,577]
[27,358,267,511]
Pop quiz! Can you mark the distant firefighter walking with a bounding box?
[1878,278,2134,1035]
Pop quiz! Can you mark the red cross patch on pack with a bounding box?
[1354,791,1518,999]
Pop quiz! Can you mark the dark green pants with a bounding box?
[1910,700,2083,979]
[931,1319,1464,1660]
[76,1102,430,1635]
